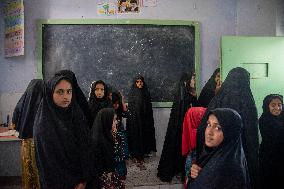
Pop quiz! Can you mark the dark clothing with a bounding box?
[13,79,44,139]
[55,70,92,127]
[126,75,156,159]
[114,122,128,177]
[190,108,251,189]
[158,73,197,182]
[196,67,259,189]
[34,76,95,189]
[12,95,24,126]
[197,68,220,107]
[88,80,112,124]
[259,94,284,189]
[12,79,43,189]
[91,108,116,174]
[91,108,125,189]
[111,92,129,177]
[111,92,125,120]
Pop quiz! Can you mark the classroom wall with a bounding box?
[0,0,280,156]
[276,0,284,36]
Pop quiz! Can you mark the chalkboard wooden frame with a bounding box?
[36,19,200,107]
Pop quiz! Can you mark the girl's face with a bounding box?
[135,79,144,89]
[215,72,221,83]
[190,74,196,88]
[113,101,120,110]
[53,79,72,108]
[95,83,105,98]
[269,98,282,116]
[205,114,224,148]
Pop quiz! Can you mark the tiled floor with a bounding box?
[125,155,183,188]
[0,156,183,189]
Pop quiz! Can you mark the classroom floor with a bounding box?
[0,156,183,189]
[125,155,183,189]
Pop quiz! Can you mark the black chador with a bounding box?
[126,75,156,159]
[34,76,95,189]
[13,79,44,139]
[197,68,220,107]
[157,72,197,182]
[196,67,259,189]
[88,80,112,124]
[190,108,251,189]
[259,94,284,189]
[55,70,92,128]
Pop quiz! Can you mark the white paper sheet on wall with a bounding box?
[142,0,157,7]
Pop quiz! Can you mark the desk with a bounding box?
[0,137,21,176]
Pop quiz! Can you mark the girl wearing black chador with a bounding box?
[195,67,259,189]
[88,80,112,124]
[189,108,251,189]
[55,70,92,128]
[126,75,156,170]
[259,94,284,189]
[197,68,221,107]
[157,72,197,182]
[33,75,96,189]
[12,79,44,189]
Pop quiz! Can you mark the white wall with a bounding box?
[0,0,279,155]
[276,0,284,36]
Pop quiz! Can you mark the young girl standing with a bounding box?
[190,108,250,189]
[34,75,94,189]
[92,108,124,189]
[111,92,129,180]
[158,72,197,182]
[127,75,156,170]
[259,94,284,189]
[12,79,44,189]
[88,80,112,124]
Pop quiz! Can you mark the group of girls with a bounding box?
[12,67,284,189]
[158,67,284,189]
[12,70,157,189]
[89,75,157,171]
[157,69,221,183]
[9,70,119,189]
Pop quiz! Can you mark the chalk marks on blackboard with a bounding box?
[42,24,196,102]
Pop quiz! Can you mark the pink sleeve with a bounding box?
[182,111,190,156]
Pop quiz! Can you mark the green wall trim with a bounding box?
[36,19,200,108]
[37,19,199,25]
[152,102,173,108]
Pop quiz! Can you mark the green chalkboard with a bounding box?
[37,19,200,107]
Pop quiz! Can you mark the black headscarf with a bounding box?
[157,72,197,182]
[197,68,220,107]
[190,108,251,189]
[55,70,92,128]
[33,75,95,189]
[259,94,284,189]
[196,67,259,189]
[12,79,44,139]
[91,108,116,174]
[111,92,124,120]
[88,80,112,124]
[126,75,156,158]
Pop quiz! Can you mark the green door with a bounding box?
[221,36,284,117]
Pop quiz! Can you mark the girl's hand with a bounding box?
[120,91,128,111]
[190,164,202,179]
[74,182,86,189]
